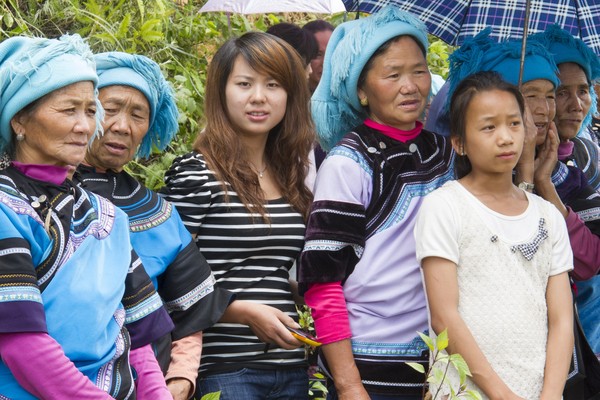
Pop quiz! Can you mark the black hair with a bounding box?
[266,22,318,66]
[302,20,335,34]
[449,70,525,178]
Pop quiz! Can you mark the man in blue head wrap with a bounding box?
[74,52,234,400]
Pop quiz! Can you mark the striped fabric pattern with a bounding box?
[343,0,600,56]
[161,152,306,374]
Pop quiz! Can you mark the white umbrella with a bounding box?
[200,0,347,14]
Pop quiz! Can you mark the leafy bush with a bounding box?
[407,329,482,400]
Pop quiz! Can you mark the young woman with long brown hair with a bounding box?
[160,31,315,399]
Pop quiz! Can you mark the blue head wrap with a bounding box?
[94,52,179,159]
[311,6,429,151]
[446,28,559,113]
[0,34,103,153]
[530,25,600,135]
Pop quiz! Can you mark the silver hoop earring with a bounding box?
[16,133,25,142]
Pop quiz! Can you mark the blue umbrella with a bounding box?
[342,0,600,57]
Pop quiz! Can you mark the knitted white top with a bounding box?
[415,181,573,399]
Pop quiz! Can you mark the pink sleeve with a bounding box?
[165,331,203,399]
[304,281,352,345]
[566,207,600,280]
[129,344,171,400]
[0,332,113,399]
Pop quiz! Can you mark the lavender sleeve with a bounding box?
[0,332,113,399]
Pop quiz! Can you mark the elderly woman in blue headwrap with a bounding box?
[0,35,173,399]
[74,52,235,400]
[298,7,454,399]
[530,26,600,367]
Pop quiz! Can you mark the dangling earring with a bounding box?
[360,97,368,107]
[16,132,25,142]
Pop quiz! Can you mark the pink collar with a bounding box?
[364,119,422,143]
[12,161,70,185]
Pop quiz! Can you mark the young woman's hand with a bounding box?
[220,300,303,349]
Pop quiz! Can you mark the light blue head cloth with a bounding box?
[530,25,600,135]
[311,6,429,151]
[94,52,179,159]
[446,28,559,112]
[0,34,103,153]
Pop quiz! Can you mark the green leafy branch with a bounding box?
[407,329,482,400]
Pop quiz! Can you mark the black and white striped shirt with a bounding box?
[160,152,306,374]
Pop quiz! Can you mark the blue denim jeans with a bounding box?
[197,367,309,400]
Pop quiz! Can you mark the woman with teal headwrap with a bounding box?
[0,34,173,399]
[75,51,235,400]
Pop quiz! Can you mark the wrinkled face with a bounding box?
[11,81,96,168]
[308,29,332,92]
[456,89,525,176]
[358,36,431,131]
[225,56,288,140]
[555,62,591,141]
[520,79,556,146]
[85,86,150,172]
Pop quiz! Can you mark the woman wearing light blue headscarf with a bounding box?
[75,51,235,400]
[0,34,173,399]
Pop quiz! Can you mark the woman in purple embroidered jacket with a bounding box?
[0,35,173,399]
[415,71,573,399]
[298,7,455,399]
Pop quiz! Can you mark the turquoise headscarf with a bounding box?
[446,28,559,112]
[311,6,429,151]
[530,25,600,135]
[0,34,103,153]
[94,52,179,159]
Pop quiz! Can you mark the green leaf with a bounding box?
[117,13,131,38]
[417,331,434,351]
[436,329,449,351]
[201,391,221,400]
[465,390,484,400]
[449,353,471,384]
[4,13,14,28]
[406,362,425,374]
[136,0,145,19]
[431,366,445,385]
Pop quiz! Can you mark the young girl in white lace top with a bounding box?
[415,71,574,399]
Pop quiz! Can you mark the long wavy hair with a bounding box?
[195,32,315,221]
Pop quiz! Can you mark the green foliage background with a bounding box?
[0,0,452,189]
